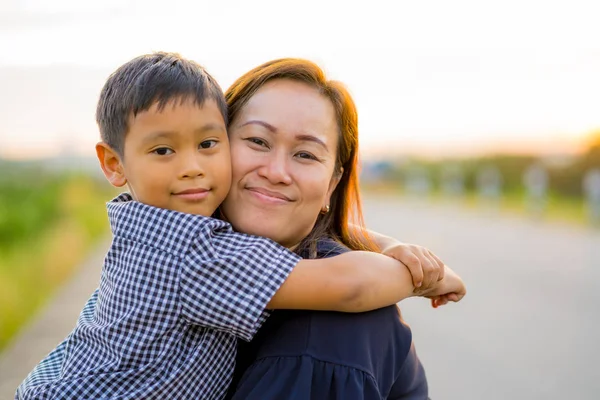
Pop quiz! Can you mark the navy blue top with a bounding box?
[226,238,428,400]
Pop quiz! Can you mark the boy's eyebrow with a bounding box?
[194,123,227,134]
[142,124,226,144]
[239,120,329,151]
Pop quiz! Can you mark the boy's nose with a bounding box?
[179,154,205,179]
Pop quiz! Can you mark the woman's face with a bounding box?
[220,79,341,248]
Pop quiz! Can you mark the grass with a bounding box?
[0,175,115,351]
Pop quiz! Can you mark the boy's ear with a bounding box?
[96,142,127,187]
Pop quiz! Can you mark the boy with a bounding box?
[17,52,463,399]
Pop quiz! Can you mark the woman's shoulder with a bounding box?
[315,237,350,258]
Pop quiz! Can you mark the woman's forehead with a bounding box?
[239,80,336,126]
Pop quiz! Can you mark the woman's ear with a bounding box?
[324,167,343,208]
[96,142,127,187]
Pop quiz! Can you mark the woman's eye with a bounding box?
[296,151,318,161]
[199,140,218,149]
[152,147,174,156]
[246,137,269,148]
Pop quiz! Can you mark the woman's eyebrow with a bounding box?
[240,120,328,150]
[296,134,328,151]
[239,120,276,132]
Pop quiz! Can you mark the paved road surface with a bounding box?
[1,195,598,399]
[0,241,107,399]
[363,195,600,400]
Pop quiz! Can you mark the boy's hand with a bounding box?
[422,266,466,307]
[381,243,445,290]
[428,293,460,308]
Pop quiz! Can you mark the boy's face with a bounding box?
[97,98,231,217]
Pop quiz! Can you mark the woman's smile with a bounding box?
[245,186,293,205]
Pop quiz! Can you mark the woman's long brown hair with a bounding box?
[225,58,377,257]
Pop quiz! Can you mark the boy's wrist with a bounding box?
[412,285,435,297]
[413,273,447,297]
[376,235,401,254]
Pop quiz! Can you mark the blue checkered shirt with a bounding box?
[16,193,300,399]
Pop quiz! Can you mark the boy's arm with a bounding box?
[179,230,300,341]
[268,251,449,312]
[350,224,446,290]
[179,226,464,340]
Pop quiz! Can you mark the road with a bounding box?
[1,195,598,399]
[362,195,600,399]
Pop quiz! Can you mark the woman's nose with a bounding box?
[258,152,292,185]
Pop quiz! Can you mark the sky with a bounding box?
[1,0,600,159]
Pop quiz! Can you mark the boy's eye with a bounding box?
[152,147,174,156]
[199,140,218,149]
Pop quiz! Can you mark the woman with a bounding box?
[220,59,463,399]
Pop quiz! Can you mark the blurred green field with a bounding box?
[361,137,600,228]
[0,167,115,351]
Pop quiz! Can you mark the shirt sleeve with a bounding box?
[179,226,300,341]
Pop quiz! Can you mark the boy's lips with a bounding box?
[173,188,210,201]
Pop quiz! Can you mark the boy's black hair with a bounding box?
[96,52,227,157]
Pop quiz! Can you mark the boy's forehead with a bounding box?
[128,97,222,122]
[125,98,226,138]
[133,96,211,116]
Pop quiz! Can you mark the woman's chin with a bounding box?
[233,218,281,241]
[253,228,285,244]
